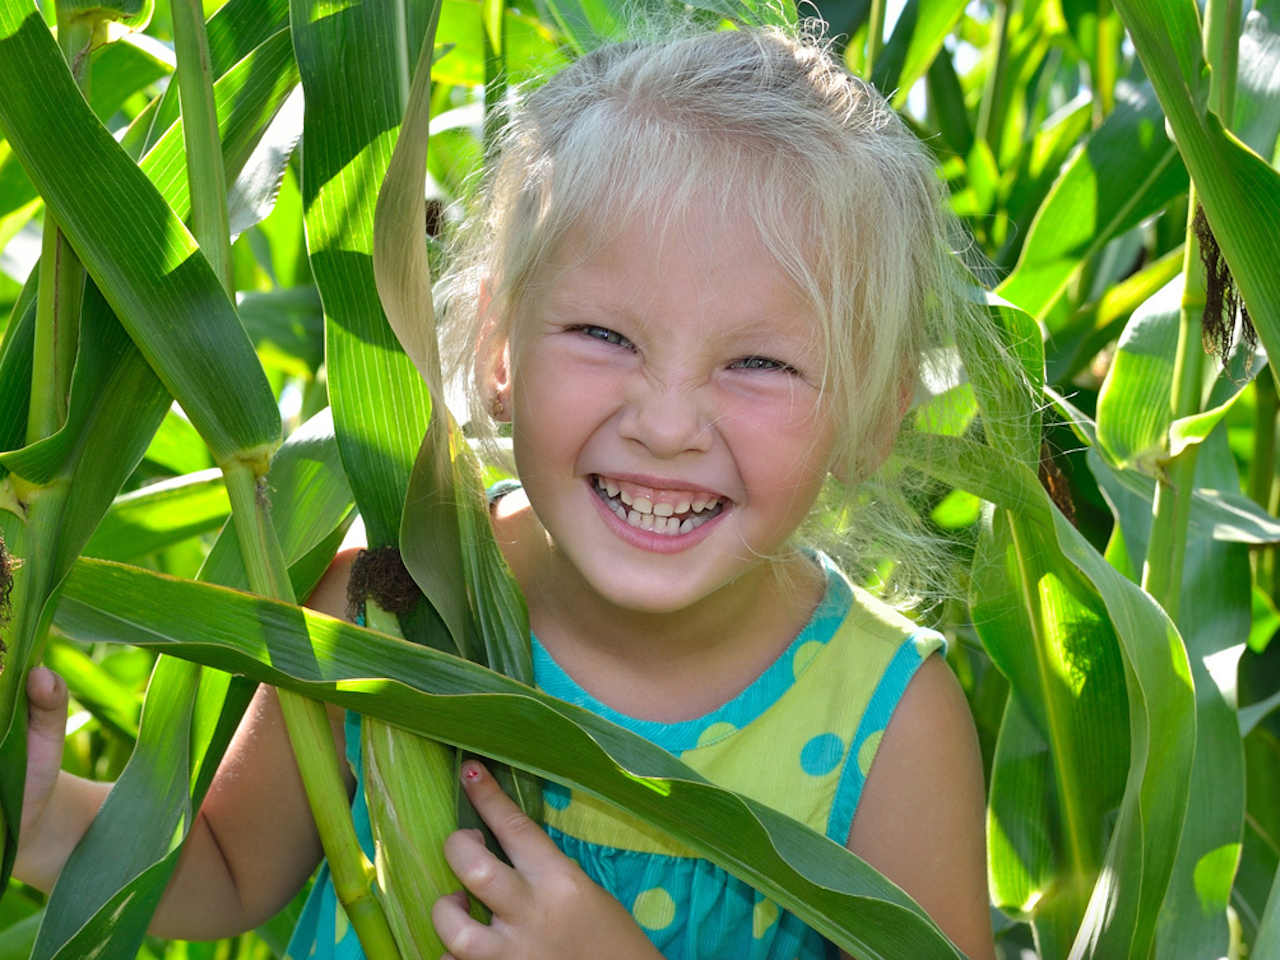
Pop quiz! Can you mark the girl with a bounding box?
[18,22,997,960]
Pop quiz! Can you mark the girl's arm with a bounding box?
[14,549,361,940]
[847,654,995,960]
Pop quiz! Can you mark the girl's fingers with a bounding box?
[458,761,558,871]
[432,889,498,960]
[26,667,67,742]
[443,825,524,913]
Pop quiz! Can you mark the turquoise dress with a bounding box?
[284,557,944,959]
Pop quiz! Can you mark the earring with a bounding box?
[490,393,506,420]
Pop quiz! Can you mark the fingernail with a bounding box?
[461,761,482,782]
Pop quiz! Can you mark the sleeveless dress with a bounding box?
[284,556,944,960]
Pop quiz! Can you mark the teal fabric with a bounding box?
[285,567,942,960]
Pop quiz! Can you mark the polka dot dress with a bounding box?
[285,557,944,960]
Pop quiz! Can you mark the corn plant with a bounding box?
[0,1,1278,959]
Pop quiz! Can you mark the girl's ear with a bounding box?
[476,278,513,422]
[488,340,513,422]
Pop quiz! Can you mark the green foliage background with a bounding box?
[0,0,1279,958]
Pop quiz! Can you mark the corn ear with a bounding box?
[363,603,487,959]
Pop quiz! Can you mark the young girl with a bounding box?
[17,22,996,960]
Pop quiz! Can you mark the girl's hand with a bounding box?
[22,666,69,836]
[433,761,663,960]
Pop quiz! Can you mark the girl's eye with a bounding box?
[575,325,634,349]
[730,355,797,374]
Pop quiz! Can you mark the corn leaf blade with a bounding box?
[0,2,281,468]
[52,557,968,960]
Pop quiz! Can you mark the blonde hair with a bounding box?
[441,21,1007,608]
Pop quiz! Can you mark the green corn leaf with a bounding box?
[292,0,435,555]
[997,81,1187,322]
[872,0,967,108]
[141,410,213,476]
[1095,429,1248,960]
[52,557,968,960]
[119,0,290,160]
[1044,246,1183,385]
[0,2,281,469]
[0,4,318,900]
[897,430,1195,960]
[1240,691,1280,738]
[33,654,203,960]
[1055,391,1280,545]
[974,504,1129,960]
[55,0,146,22]
[1235,1,1280,159]
[0,287,171,887]
[1095,277,1261,475]
[42,640,141,741]
[31,409,353,959]
[370,0,476,658]
[85,31,172,123]
[0,275,36,480]
[1256,860,1280,960]
[197,408,355,593]
[1110,0,1280,367]
[1238,729,1280,945]
[83,469,229,563]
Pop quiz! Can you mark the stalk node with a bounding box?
[348,548,422,620]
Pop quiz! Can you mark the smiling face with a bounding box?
[500,205,837,619]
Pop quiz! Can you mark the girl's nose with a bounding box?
[617,379,713,458]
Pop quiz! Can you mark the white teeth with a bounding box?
[596,476,724,534]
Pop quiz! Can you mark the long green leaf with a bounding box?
[83,470,229,563]
[292,0,434,554]
[0,2,280,468]
[1094,429,1248,960]
[997,81,1187,322]
[1110,0,1280,366]
[1256,861,1280,960]
[33,410,353,959]
[975,506,1128,960]
[896,430,1195,960]
[52,558,967,960]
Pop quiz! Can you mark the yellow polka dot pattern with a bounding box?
[696,720,738,747]
[792,640,824,679]
[633,887,677,930]
[753,898,780,938]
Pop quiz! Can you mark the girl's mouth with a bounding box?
[591,475,726,535]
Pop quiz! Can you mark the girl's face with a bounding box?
[502,206,837,618]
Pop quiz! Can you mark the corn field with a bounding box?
[0,0,1278,958]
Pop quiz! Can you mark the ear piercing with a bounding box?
[490,394,507,420]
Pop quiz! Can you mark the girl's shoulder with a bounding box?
[487,482,543,580]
